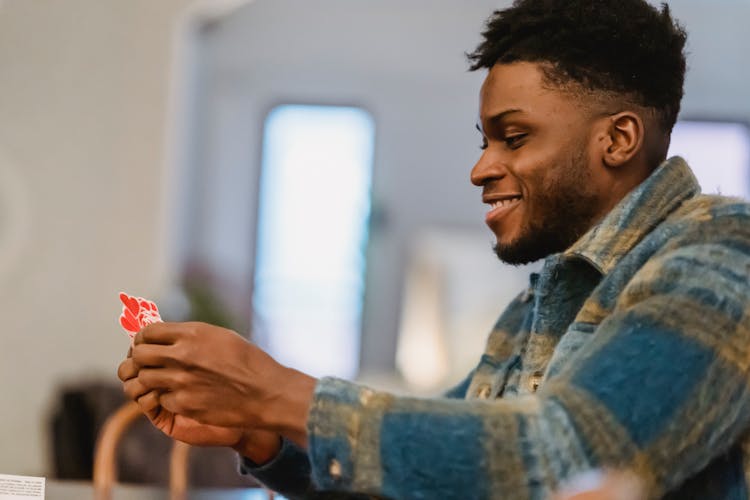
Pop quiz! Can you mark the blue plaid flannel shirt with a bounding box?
[241,157,750,499]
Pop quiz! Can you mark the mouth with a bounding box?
[484,194,522,222]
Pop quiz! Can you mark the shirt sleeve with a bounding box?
[239,369,477,498]
[305,235,750,498]
[238,437,312,499]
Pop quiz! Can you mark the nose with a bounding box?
[470,149,505,187]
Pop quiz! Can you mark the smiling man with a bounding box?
[474,62,617,265]
[118,1,750,499]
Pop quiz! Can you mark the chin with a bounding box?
[494,246,545,266]
[493,231,520,252]
[493,230,556,266]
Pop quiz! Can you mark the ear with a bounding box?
[602,111,644,167]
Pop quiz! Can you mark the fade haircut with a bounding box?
[468,0,687,133]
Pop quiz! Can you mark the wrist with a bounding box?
[233,430,282,465]
[269,368,317,449]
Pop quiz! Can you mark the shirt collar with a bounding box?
[563,156,700,275]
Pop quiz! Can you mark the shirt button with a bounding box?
[359,388,374,405]
[529,372,543,393]
[329,458,342,479]
[476,384,492,399]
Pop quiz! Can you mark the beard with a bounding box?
[494,148,603,265]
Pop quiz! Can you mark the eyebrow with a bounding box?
[487,108,524,124]
[476,108,524,133]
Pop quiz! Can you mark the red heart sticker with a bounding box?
[119,292,140,317]
[118,292,163,339]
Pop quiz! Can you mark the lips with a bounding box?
[484,194,522,223]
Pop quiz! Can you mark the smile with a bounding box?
[485,195,522,222]
[489,197,521,210]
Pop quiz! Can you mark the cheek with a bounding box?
[515,158,557,209]
[520,151,586,219]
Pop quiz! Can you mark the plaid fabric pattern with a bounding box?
[243,157,750,499]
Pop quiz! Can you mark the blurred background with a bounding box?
[0,0,748,486]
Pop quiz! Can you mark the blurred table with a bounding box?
[46,480,281,499]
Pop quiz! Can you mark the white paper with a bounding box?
[0,474,45,499]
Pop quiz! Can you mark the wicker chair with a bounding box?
[92,401,274,500]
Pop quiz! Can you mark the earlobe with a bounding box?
[603,112,644,168]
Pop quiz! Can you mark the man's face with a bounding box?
[472,62,610,265]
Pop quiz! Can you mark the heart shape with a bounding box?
[119,314,139,333]
[118,291,162,340]
[120,293,140,317]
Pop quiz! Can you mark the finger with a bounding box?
[137,367,190,391]
[158,390,192,418]
[136,390,162,415]
[132,343,182,368]
[123,377,152,401]
[134,322,185,346]
[117,358,139,382]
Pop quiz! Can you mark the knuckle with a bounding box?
[173,343,191,364]
[143,320,159,332]
[131,345,144,364]
[176,370,192,387]
[133,331,145,345]
[122,380,139,400]
[172,391,189,414]
[137,370,153,388]
[137,391,158,412]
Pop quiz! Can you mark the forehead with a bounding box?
[479,62,584,122]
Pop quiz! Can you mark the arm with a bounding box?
[125,287,528,497]
[303,239,750,498]
[240,369,477,498]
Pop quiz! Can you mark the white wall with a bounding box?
[0,0,748,477]
[669,1,750,119]
[0,0,192,475]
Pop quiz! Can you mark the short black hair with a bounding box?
[468,0,687,132]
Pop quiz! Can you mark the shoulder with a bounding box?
[618,195,750,306]
[644,194,750,256]
[670,193,750,230]
[596,194,750,313]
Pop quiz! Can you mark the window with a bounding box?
[253,105,375,379]
[668,120,750,198]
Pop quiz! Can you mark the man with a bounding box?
[118,0,750,498]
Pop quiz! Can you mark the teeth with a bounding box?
[490,197,521,210]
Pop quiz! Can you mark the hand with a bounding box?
[124,321,316,447]
[118,357,282,464]
[553,470,645,500]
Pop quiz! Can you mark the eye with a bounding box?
[504,134,526,149]
[475,123,488,150]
